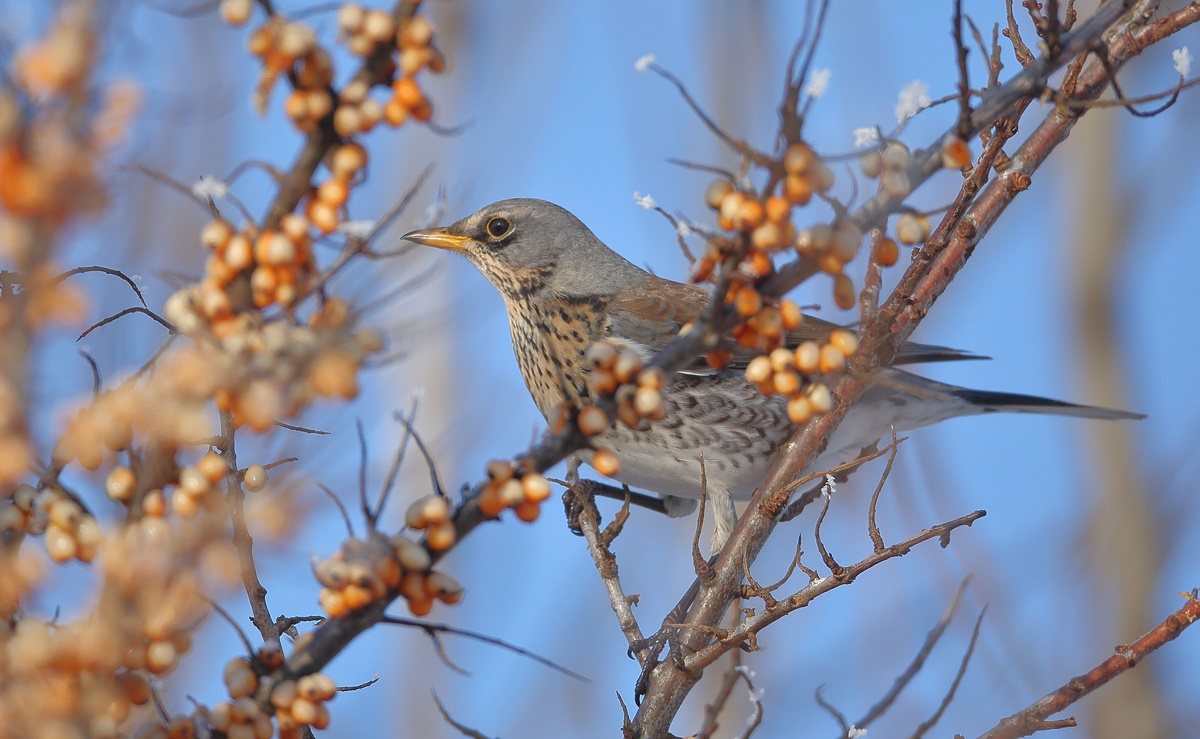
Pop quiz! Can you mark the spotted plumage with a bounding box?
[404,198,1143,506]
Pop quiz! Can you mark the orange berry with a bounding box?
[577,405,609,436]
[745,355,772,384]
[895,213,931,245]
[704,179,733,209]
[780,300,803,329]
[872,236,899,267]
[787,395,812,423]
[806,383,834,413]
[942,134,971,169]
[407,595,433,616]
[591,449,620,477]
[783,143,814,174]
[833,274,855,310]
[764,195,791,224]
[735,199,765,231]
[773,369,800,396]
[828,329,859,357]
[383,97,408,126]
[521,473,551,502]
[106,466,136,501]
[316,177,349,208]
[392,77,424,108]
[331,142,367,178]
[733,286,762,317]
[794,341,820,374]
[425,520,455,551]
[818,344,846,374]
[201,219,233,250]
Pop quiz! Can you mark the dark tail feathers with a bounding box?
[954,388,1145,420]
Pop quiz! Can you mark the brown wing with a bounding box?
[611,275,983,370]
[608,276,708,353]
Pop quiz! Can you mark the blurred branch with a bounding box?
[977,593,1200,739]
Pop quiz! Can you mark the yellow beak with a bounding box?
[401,228,472,251]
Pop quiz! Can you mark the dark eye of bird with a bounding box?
[486,217,512,239]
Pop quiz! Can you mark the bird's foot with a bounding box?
[661,494,697,518]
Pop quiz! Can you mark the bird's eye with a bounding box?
[486,217,512,239]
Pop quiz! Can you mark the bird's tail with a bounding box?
[952,388,1145,420]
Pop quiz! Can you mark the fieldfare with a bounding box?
[403,199,1140,531]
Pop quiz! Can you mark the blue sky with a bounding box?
[14,0,1200,736]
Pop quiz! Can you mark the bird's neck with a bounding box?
[504,293,610,418]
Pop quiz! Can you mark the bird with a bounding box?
[402,198,1142,537]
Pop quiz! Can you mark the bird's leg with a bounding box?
[708,486,737,555]
[629,575,704,704]
[561,456,586,536]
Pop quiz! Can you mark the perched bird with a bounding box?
[403,199,1141,531]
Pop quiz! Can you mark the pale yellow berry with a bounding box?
[521,473,551,503]
[106,466,136,501]
[577,405,609,436]
[745,355,772,384]
[828,329,859,357]
[243,464,267,493]
[592,449,620,477]
[794,341,820,375]
[818,343,847,374]
[806,383,834,413]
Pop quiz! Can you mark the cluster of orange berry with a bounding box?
[161,291,383,431]
[582,341,668,428]
[0,485,103,564]
[404,494,455,550]
[244,17,321,115]
[269,672,339,736]
[315,533,460,618]
[726,290,805,353]
[213,658,338,736]
[199,213,316,312]
[105,449,245,521]
[208,693,276,739]
[476,460,553,521]
[1,616,160,735]
[338,7,442,130]
[859,141,914,200]
[893,211,932,246]
[744,329,858,423]
[307,141,367,235]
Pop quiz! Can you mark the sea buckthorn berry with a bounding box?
[591,448,621,477]
[577,405,609,436]
[828,329,859,357]
[521,473,551,502]
[794,341,820,374]
[745,355,772,384]
[243,464,267,492]
[783,143,814,174]
[787,395,812,423]
[704,179,733,209]
[780,300,803,329]
[942,134,971,169]
[895,212,931,245]
[833,273,856,310]
[859,150,884,179]
[872,236,899,266]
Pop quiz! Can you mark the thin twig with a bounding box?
[849,579,970,733]
[77,306,174,341]
[315,483,356,538]
[54,265,147,307]
[907,607,985,739]
[431,690,495,739]
[380,615,589,681]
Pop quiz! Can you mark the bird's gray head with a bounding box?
[402,198,646,301]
